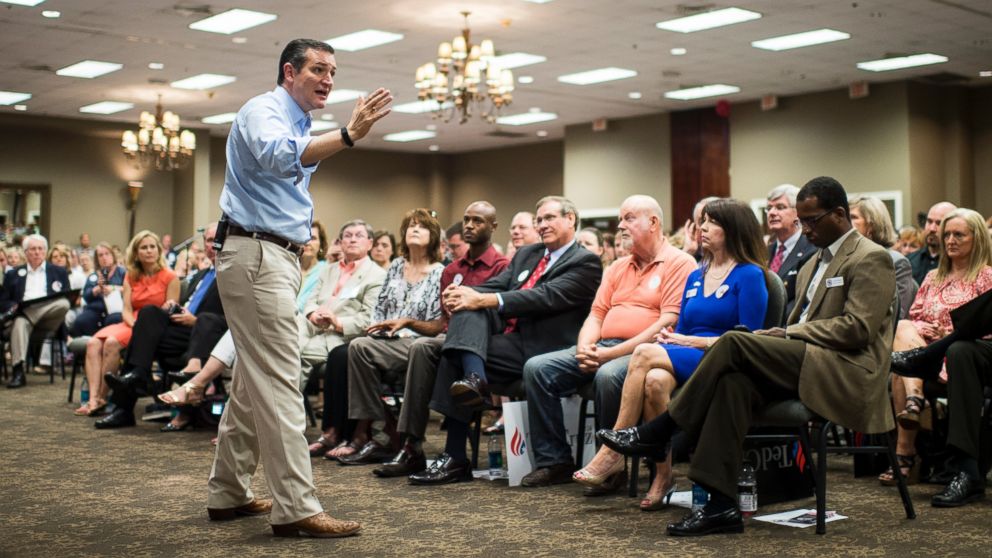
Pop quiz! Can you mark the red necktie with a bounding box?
[504,254,551,333]
[770,243,786,273]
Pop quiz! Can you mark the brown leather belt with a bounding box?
[227,223,304,257]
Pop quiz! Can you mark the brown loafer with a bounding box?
[271,512,362,538]
[207,498,273,521]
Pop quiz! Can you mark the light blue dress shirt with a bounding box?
[220,86,319,244]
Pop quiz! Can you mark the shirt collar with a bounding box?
[460,244,500,268]
[339,256,368,273]
[27,261,45,273]
[272,86,311,132]
[544,239,575,260]
[781,228,803,252]
[823,228,856,262]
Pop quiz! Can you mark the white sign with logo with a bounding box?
[501,395,596,487]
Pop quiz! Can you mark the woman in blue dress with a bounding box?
[574,199,769,510]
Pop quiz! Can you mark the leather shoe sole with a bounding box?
[207,499,273,521]
[373,456,427,478]
[932,491,985,508]
[271,512,361,538]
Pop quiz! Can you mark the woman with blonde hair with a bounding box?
[75,231,178,416]
[849,195,917,318]
[882,208,992,485]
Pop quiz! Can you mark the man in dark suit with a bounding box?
[3,234,71,389]
[408,196,602,485]
[765,184,815,319]
[96,224,226,428]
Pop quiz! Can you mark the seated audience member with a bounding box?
[2,234,72,389]
[323,209,445,462]
[299,219,385,388]
[70,242,126,337]
[895,225,924,256]
[368,201,509,477]
[576,199,767,507]
[601,232,617,266]
[849,195,917,319]
[577,227,610,269]
[76,232,94,261]
[77,250,95,275]
[174,241,201,281]
[327,238,343,263]
[96,224,226,429]
[883,208,992,484]
[409,196,602,485]
[0,247,8,286]
[613,230,631,260]
[445,221,468,263]
[49,243,84,287]
[298,220,330,313]
[76,231,178,415]
[908,202,957,285]
[370,230,396,269]
[598,177,896,537]
[764,184,815,319]
[681,196,720,260]
[506,211,540,259]
[668,227,686,251]
[524,195,695,488]
[987,214,992,237]
[7,246,24,268]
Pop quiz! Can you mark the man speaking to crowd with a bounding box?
[206,38,391,539]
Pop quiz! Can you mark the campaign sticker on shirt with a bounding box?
[825,277,844,288]
[649,275,661,290]
[693,280,701,287]
[89,273,98,282]
[52,280,62,291]
[453,273,464,286]
[787,270,798,276]
[518,269,530,282]
[715,284,730,299]
[686,288,698,298]
[18,268,26,277]
[338,287,357,299]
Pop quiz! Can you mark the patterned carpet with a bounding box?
[2,377,990,557]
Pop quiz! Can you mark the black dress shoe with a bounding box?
[94,408,136,429]
[373,447,428,478]
[521,462,578,487]
[597,427,669,461]
[890,346,942,379]
[105,372,147,397]
[583,470,629,497]
[337,441,394,466]
[408,453,473,485]
[932,472,985,507]
[450,373,489,409]
[5,364,26,389]
[667,507,744,537]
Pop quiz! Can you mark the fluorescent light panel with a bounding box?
[383,130,436,143]
[188,8,277,35]
[665,84,740,100]
[496,111,558,126]
[521,0,553,3]
[557,67,636,85]
[171,73,237,90]
[326,29,404,52]
[492,52,547,69]
[0,91,32,105]
[1,0,46,6]
[325,89,366,104]
[392,100,454,114]
[309,121,339,132]
[201,112,238,124]
[752,29,850,51]
[56,60,123,78]
[656,7,761,33]
[79,101,133,114]
[856,53,948,72]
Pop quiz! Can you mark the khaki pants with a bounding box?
[206,236,322,525]
[8,297,70,366]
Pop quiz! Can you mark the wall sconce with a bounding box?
[127,181,143,239]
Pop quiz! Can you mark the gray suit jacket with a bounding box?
[300,258,386,353]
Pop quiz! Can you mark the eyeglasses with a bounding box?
[534,212,561,226]
[763,203,791,213]
[341,233,368,240]
[799,209,834,228]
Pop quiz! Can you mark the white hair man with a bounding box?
[765,184,815,318]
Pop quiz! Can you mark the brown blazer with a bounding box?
[785,231,896,434]
[300,258,386,352]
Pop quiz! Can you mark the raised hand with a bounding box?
[347,88,393,141]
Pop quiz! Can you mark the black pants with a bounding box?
[321,342,355,440]
[70,308,121,337]
[945,340,992,465]
[125,308,227,375]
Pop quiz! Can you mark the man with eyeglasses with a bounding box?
[765,184,815,319]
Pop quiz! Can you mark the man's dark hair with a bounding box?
[277,39,334,85]
[446,221,463,240]
[797,176,849,219]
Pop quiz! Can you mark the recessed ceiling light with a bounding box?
[528,107,541,113]
[320,114,335,121]
[425,124,437,131]
[752,29,850,51]
[656,7,761,33]
[56,60,123,79]
[670,47,687,56]
[856,53,948,72]
[41,10,60,18]
[521,0,553,4]
[188,8,277,35]
[664,84,740,100]
[148,62,164,70]
[491,52,547,69]
[231,37,248,44]
[14,104,27,111]
[628,91,642,99]
[536,130,548,137]
[428,144,440,152]
[981,70,992,78]
[326,29,404,52]
[79,101,134,114]
[496,111,558,125]
[170,73,237,90]
[0,91,32,105]
[557,67,637,85]
[310,121,339,132]
[201,112,238,124]
[0,0,46,6]
[384,130,437,143]
[393,99,454,114]
[325,89,366,105]
[518,75,535,84]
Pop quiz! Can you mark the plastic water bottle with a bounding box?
[80,378,90,405]
[738,462,758,517]
[488,435,503,478]
[691,482,709,512]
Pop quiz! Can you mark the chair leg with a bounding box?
[302,396,317,428]
[68,360,80,403]
[469,411,482,469]
[816,421,830,535]
[885,428,918,520]
[628,457,640,497]
[575,398,590,467]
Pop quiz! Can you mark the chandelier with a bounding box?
[121,95,196,171]
[414,11,515,124]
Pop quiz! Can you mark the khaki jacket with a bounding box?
[300,258,386,353]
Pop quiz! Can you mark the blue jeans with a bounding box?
[522,339,629,468]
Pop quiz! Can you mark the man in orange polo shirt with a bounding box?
[520,195,696,487]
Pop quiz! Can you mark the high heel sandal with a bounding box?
[572,454,625,487]
[640,481,678,511]
[309,435,339,457]
[897,395,928,430]
[878,454,919,486]
[157,381,205,407]
[160,418,193,432]
[74,400,107,416]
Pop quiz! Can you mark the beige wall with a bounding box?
[907,82,975,215]
[564,114,671,221]
[968,86,992,217]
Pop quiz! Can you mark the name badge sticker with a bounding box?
[686,288,698,298]
[18,268,26,277]
[649,275,661,290]
[52,280,62,291]
[787,270,798,276]
[453,273,464,286]
[715,284,730,298]
[339,287,358,299]
[517,270,530,282]
[825,276,844,288]
[89,273,98,282]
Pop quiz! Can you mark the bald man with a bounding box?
[908,201,957,285]
[507,211,541,258]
